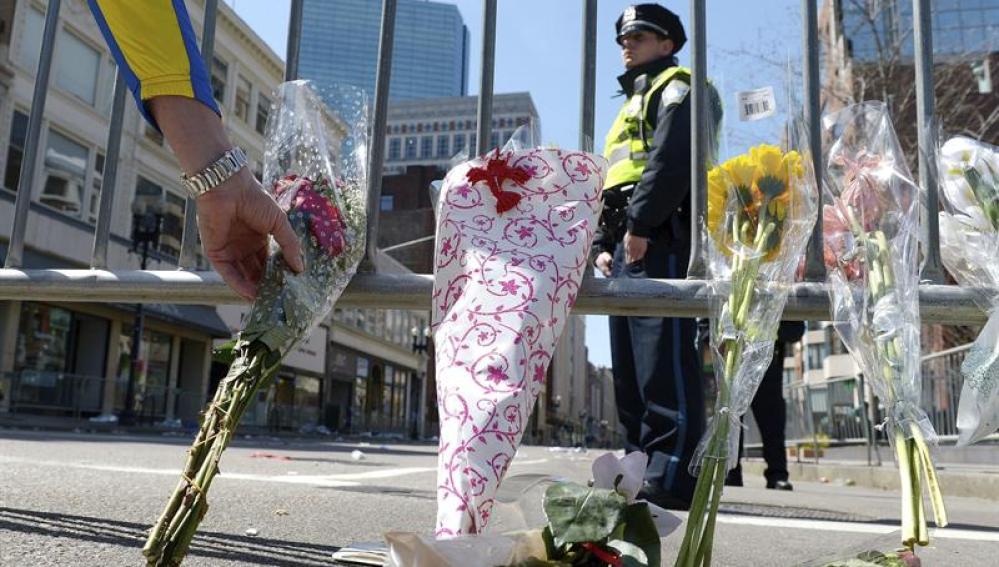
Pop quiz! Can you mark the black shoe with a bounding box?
[636,484,691,511]
[724,470,743,487]
[766,480,793,491]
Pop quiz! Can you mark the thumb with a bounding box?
[265,201,305,273]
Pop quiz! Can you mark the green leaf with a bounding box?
[607,540,649,567]
[212,340,238,364]
[619,502,661,567]
[542,482,626,548]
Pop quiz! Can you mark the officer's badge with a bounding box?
[623,6,637,23]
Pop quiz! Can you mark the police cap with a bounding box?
[615,4,687,53]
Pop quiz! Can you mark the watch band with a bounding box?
[180,146,248,198]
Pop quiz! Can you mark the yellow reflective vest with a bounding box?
[602,66,691,190]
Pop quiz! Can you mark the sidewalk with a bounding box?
[0,413,426,445]
[741,456,999,501]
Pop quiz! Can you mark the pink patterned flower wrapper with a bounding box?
[431,148,606,537]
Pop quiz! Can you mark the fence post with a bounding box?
[686,0,708,278]
[578,0,597,152]
[476,0,498,155]
[4,0,62,269]
[364,0,398,266]
[178,0,220,270]
[801,0,825,281]
[913,0,946,284]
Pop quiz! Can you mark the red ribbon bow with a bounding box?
[465,149,531,214]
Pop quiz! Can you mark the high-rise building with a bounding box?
[836,0,998,61]
[383,92,541,177]
[299,0,469,102]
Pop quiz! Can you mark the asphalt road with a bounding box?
[1,429,996,566]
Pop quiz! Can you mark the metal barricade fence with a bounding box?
[744,344,975,463]
[0,0,976,323]
[2,370,205,425]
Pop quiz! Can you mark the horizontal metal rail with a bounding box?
[0,269,987,324]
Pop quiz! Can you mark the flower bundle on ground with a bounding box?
[431,148,606,538]
[936,136,999,446]
[821,102,946,553]
[677,139,818,567]
[141,81,367,566]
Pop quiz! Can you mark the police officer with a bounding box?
[726,322,804,491]
[592,4,721,509]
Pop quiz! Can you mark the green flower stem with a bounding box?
[841,207,947,552]
[676,219,776,567]
[143,346,283,566]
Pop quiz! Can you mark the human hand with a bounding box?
[595,252,614,277]
[623,232,648,264]
[196,169,304,300]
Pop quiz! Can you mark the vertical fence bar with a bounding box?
[578,0,597,153]
[285,0,304,81]
[90,74,129,269]
[178,0,219,270]
[476,0,497,155]
[364,0,398,265]
[686,0,707,278]
[802,0,825,281]
[4,0,61,269]
[913,0,945,284]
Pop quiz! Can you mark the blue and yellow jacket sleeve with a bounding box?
[87,0,220,128]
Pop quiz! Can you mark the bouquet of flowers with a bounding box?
[676,136,818,567]
[936,136,999,446]
[141,81,368,566]
[821,102,946,552]
[431,147,606,537]
[386,452,678,566]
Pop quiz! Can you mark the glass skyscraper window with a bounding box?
[841,0,999,61]
[300,0,469,106]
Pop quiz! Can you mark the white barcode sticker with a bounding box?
[736,87,777,122]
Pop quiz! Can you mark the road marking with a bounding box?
[0,456,549,487]
[711,513,999,542]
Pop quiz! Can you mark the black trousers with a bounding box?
[608,235,705,503]
[728,341,790,486]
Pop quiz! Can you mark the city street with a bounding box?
[1,429,997,566]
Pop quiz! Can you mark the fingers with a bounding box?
[265,201,305,273]
[214,261,256,301]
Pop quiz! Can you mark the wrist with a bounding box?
[182,146,248,199]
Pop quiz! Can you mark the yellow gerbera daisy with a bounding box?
[707,165,729,240]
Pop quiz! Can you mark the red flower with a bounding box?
[466,149,531,214]
[274,175,347,257]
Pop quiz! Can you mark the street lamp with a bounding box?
[411,324,430,440]
[121,194,165,425]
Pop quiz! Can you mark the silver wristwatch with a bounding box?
[180,146,248,198]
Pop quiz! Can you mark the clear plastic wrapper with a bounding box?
[676,119,819,567]
[431,146,606,537]
[794,533,922,567]
[141,81,368,566]
[387,453,680,566]
[820,102,946,551]
[936,136,999,445]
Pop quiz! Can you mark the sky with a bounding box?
[228,0,803,368]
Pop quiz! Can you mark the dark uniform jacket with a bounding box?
[592,55,694,260]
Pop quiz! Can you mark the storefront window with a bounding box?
[116,325,172,417]
[15,302,72,373]
[294,375,321,428]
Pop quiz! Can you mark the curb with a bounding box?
[741,459,999,501]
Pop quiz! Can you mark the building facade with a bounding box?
[300,0,469,103]
[836,0,998,62]
[0,0,434,436]
[0,0,284,424]
[382,92,541,179]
